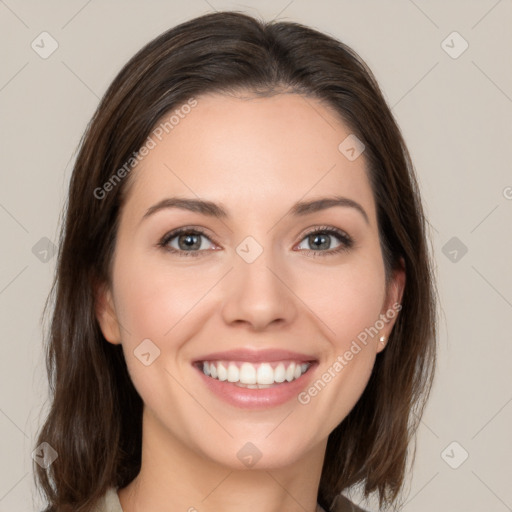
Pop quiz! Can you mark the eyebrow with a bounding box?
[141,195,369,225]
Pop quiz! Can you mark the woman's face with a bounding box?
[96,92,404,470]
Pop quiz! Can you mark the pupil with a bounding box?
[179,234,200,250]
[311,233,329,250]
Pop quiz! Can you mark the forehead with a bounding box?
[122,92,376,223]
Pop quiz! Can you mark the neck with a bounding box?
[118,407,327,512]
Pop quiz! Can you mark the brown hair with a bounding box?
[34,11,436,512]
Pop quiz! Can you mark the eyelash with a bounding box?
[157,225,354,258]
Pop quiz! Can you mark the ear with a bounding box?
[377,257,406,353]
[93,278,122,345]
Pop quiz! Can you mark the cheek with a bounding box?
[292,257,385,417]
[113,238,386,355]
[110,250,225,399]
[110,254,206,408]
[112,251,219,343]
[294,257,386,347]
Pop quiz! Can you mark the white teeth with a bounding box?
[201,360,311,385]
[285,363,296,382]
[256,363,274,385]
[227,363,239,383]
[217,362,227,381]
[239,362,257,384]
[274,363,286,383]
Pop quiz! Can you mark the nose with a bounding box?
[220,246,298,332]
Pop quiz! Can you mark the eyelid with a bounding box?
[294,224,351,244]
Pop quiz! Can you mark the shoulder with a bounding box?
[329,493,369,512]
[92,487,123,512]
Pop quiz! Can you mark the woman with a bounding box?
[34,11,437,512]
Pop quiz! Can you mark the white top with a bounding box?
[94,487,333,512]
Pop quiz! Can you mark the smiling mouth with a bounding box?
[195,360,313,389]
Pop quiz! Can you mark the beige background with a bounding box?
[1,1,511,510]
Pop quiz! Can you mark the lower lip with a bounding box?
[194,363,317,409]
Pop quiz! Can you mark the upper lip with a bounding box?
[193,348,317,364]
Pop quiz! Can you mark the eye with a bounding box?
[296,226,353,256]
[158,227,217,257]
[158,225,354,258]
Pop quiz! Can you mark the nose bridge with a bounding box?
[220,235,297,330]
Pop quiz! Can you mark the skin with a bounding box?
[96,92,405,512]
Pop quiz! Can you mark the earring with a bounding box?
[379,336,386,344]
